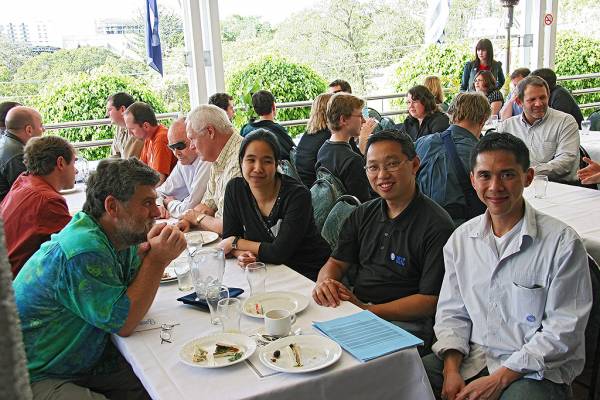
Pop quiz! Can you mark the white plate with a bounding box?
[242,291,309,318]
[185,230,219,246]
[59,187,79,194]
[258,335,342,373]
[179,333,256,368]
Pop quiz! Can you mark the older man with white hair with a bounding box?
[156,118,211,219]
[178,105,242,234]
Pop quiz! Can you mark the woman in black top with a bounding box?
[401,85,449,141]
[295,93,333,187]
[460,38,505,92]
[219,129,331,281]
[474,70,504,116]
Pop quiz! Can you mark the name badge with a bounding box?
[390,252,406,267]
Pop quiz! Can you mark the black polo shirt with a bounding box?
[332,186,454,304]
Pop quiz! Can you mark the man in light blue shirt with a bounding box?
[416,92,490,225]
[423,132,592,400]
[157,118,211,218]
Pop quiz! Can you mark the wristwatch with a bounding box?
[195,213,207,225]
[232,236,240,250]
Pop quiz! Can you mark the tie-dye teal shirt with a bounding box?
[13,211,141,382]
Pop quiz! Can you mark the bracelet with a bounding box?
[195,214,207,225]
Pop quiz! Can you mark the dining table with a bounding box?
[580,129,600,161]
[61,183,435,400]
[525,181,600,263]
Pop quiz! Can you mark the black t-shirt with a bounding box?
[240,120,295,160]
[550,85,584,129]
[332,187,455,304]
[402,111,450,141]
[295,128,331,188]
[315,140,371,202]
[222,174,331,281]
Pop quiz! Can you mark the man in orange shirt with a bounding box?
[124,102,176,185]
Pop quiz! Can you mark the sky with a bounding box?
[3,0,320,31]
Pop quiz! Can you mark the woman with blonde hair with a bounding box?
[423,76,448,112]
[295,92,333,187]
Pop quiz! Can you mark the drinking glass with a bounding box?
[217,298,241,333]
[490,115,499,129]
[533,175,549,198]
[245,262,267,296]
[190,248,225,300]
[75,156,89,183]
[172,258,193,291]
[582,119,592,134]
[205,284,229,325]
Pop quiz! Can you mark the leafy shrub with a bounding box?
[226,56,327,136]
[394,41,472,105]
[554,31,600,117]
[34,75,166,160]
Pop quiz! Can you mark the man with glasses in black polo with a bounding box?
[313,130,455,352]
[156,118,211,218]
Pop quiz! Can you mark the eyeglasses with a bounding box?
[168,141,188,151]
[350,113,364,119]
[365,159,410,175]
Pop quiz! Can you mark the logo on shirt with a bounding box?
[390,252,406,267]
[526,314,536,323]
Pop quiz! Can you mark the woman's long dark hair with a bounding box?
[473,38,494,68]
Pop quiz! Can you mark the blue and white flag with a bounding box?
[425,0,450,44]
[146,0,163,75]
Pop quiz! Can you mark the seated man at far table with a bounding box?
[124,101,176,185]
[312,130,455,349]
[1,135,75,278]
[156,117,211,219]
[13,158,187,400]
[422,132,592,400]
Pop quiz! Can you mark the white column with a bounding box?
[182,0,208,108]
[526,0,558,71]
[519,0,534,70]
[543,0,558,68]
[205,0,225,92]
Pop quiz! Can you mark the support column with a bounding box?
[182,0,207,108]
[543,0,558,68]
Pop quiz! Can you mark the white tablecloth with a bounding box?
[113,261,435,400]
[524,182,600,263]
[580,130,600,161]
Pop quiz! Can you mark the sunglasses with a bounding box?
[168,141,188,151]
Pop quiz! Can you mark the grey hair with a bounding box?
[82,158,159,219]
[187,104,234,137]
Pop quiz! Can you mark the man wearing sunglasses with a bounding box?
[156,118,211,219]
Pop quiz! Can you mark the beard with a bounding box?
[114,216,155,247]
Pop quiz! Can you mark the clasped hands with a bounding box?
[312,278,364,308]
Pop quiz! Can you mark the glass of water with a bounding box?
[245,262,267,296]
[189,247,225,300]
[205,284,229,325]
[533,175,549,198]
[217,298,241,333]
[582,119,592,134]
[172,258,193,291]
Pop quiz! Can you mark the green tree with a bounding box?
[221,15,274,42]
[394,41,472,103]
[34,75,166,160]
[130,5,185,59]
[226,56,327,136]
[554,31,600,116]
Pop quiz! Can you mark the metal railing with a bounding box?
[43,73,600,147]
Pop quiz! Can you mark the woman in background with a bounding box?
[401,85,449,141]
[460,38,505,92]
[423,76,448,112]
[474,70,504,116]
[295,93,333,187]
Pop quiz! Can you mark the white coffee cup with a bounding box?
[264,309,296,337]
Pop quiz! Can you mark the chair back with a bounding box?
[590,110,600,131]
[310,168,347,231]
[574,255,600,400]
[321,195,361,248]
[278,159,304,186]
[289,146,298,168]
[367,107,382,121]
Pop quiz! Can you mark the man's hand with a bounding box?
[145,224,187,267]
[182,209,200,224]
[163,195,175,207]
[441,370,465,400]
[578,157,600,184]
[338,286,367,309]
[158,205,170,219]
[193,203,215,216]
[237,251,257,267]
[455,368,521,400]
[177,219,191,232]
[137,222,166,257]
[312,278,349,307]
